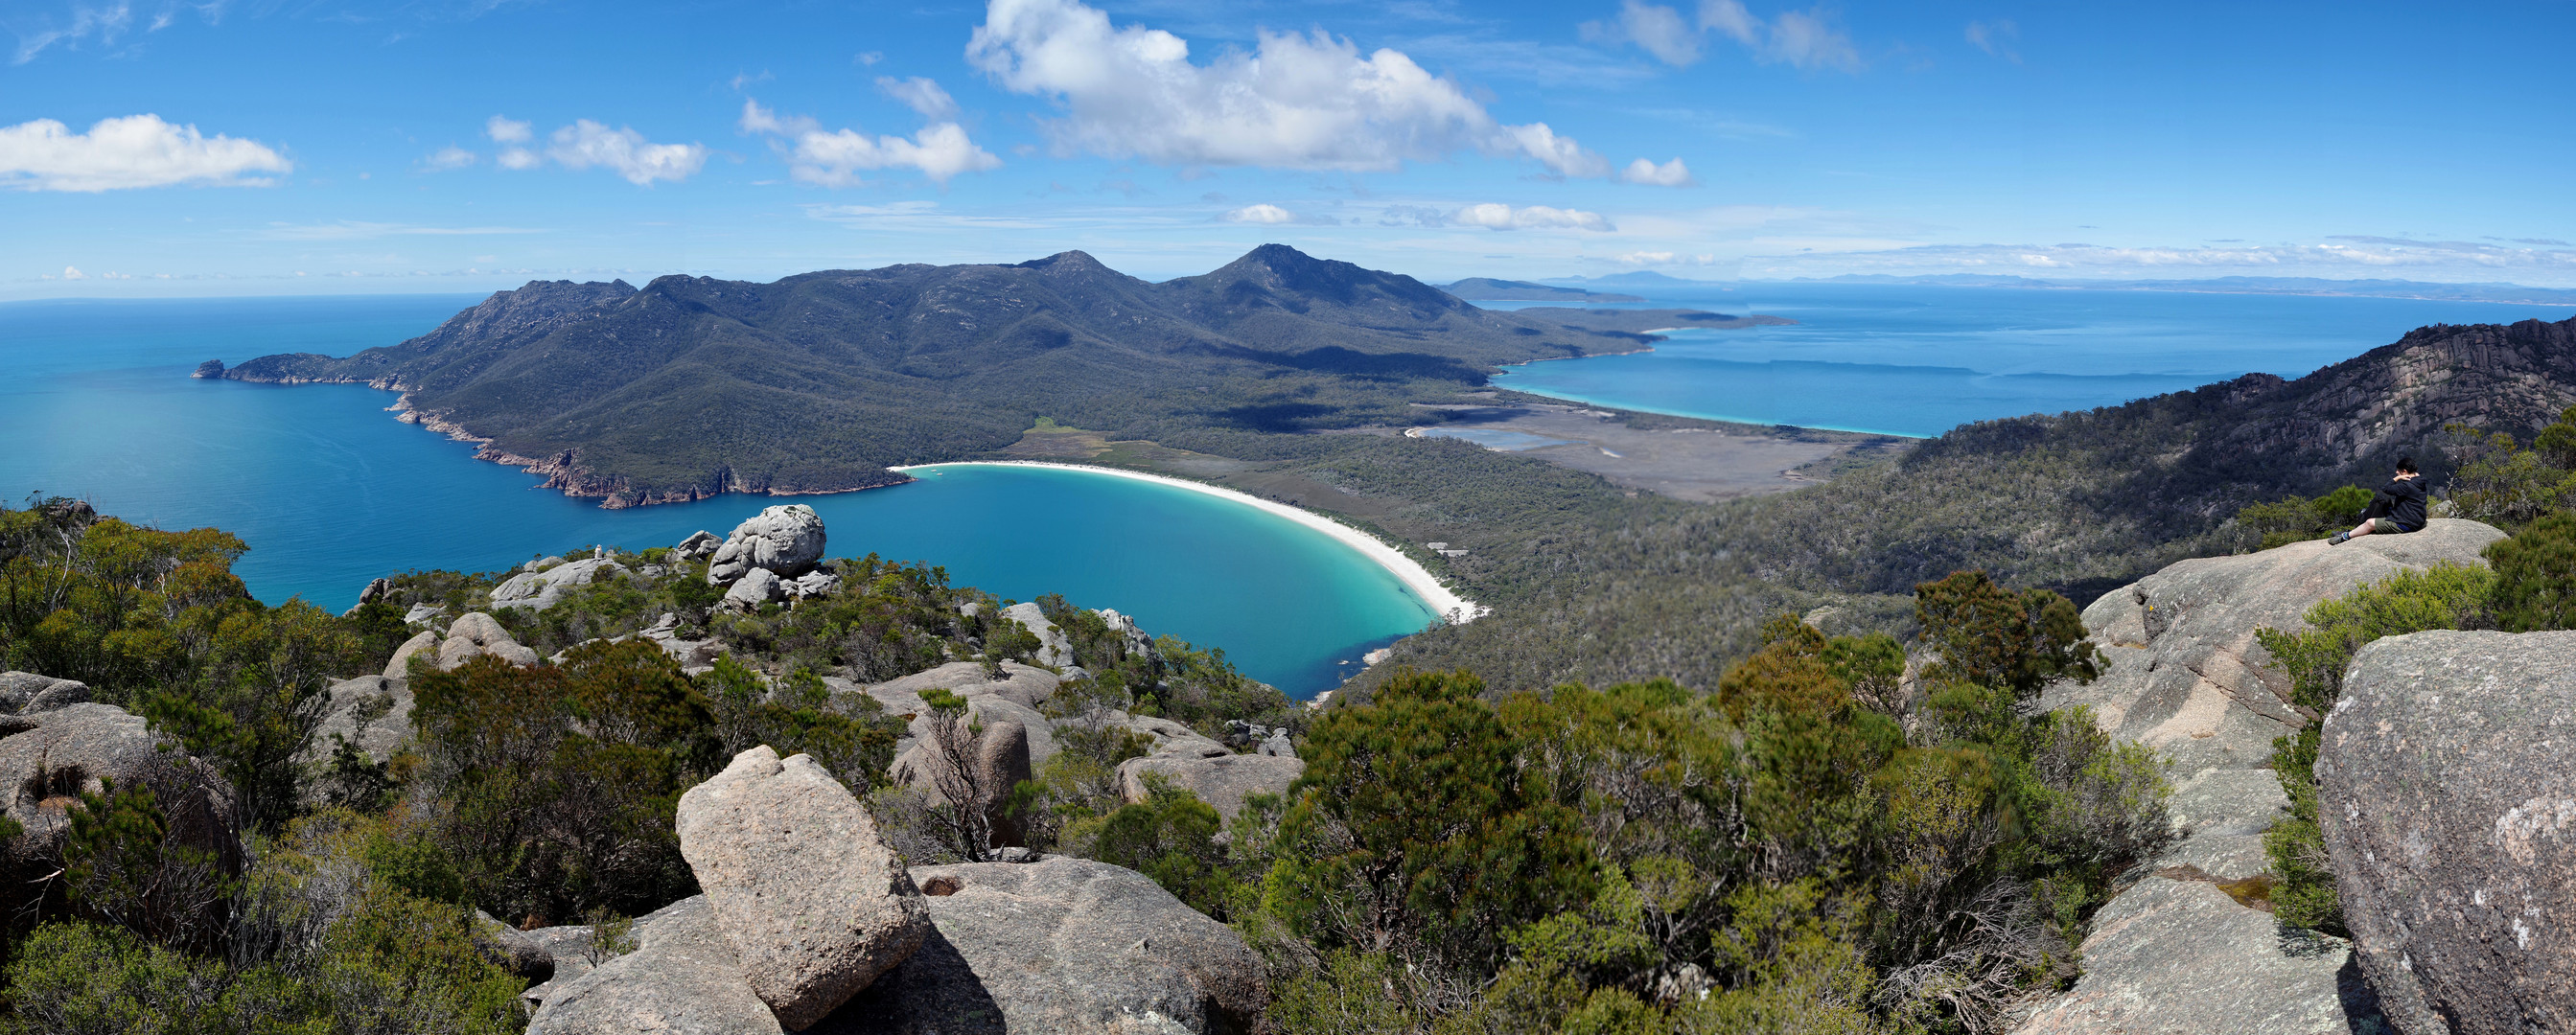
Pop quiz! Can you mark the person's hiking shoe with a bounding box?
[2328,532,2351,545]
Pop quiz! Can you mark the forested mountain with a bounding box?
[217,246,1670,507]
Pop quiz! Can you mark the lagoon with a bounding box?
[1488,284,2570,437]
[0,296,1436,697]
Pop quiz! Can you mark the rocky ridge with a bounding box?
[2019,518,2507,1034]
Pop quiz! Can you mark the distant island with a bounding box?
[208,245,1772,508]
[1438,278,1645,303]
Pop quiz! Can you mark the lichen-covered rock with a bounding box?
[831,857,1267,1034]
[435,612,539,670]
[384,630,441,678]
[677,746,931,1029]
[998,602,1072,668]
[2014,876,2379,1034]
[309,676,413,764]
[1119,749,1304,820]
[2318,630,2576,1035]
[0,671,90,714]
[707,505,825,585]
[491,557,627,610]
[0,704,240,910]
[722,567,784,610]
[525,896,778,1033]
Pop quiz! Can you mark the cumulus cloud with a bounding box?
[1594,0,1862,72]
[965,0,1607,176]
[1450,203,1613,231]
[0,114,289,191]
[876,77,962,121]
[60,264,85,280]
[1964,18,2019,62]
[484,116,706,184]
[1621,156,1695,187]
[741,99,1001,186]
[421,146,476,171]
[544,121,707,185]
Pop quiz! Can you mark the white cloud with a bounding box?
[738,100,817,135]
[966,0,1606,176]
[1736,239,2576,283]
[1964,19,2019,62]
[1613,251,1719,265]
[422,146,476,171]
[544,121,707,185]
[12,2,134,64]
[1450,203,1613,231]
[876,76,961,121]
[60,264,84,280]
[741,98,1003,186]
[485,116,530,143]
[1225,203,1298,224]
[1621,156,1695,187]
[496,148,542,170]
[1595,1,1861,72]
[0,114,289,191]
[785,123,1002,186]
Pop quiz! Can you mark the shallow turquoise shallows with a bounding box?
[0,296,1435,697]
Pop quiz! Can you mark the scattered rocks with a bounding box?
[998,602,1073,668]
[526,896,780,1033]
[403,603,446,627]
[491,557,627,611]
[2319,630,2576,1034]
[790,570,842,598]
[2015,876,2377,1034]
[0,671,90,714]
[632,612,723,673]
[677,747,931,1028]
[708,505,826,585]
[434,612,540,670]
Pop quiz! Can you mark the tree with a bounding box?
[138,599,359,835]
[1913,571,2100,701]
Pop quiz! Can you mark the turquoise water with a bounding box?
[1490,285,2572,437]
[0,297,1435,696]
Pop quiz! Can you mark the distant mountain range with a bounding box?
[1440,278,1644,303]
[212,245,1744,507]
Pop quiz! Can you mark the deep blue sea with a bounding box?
[0,296,1433,697]
[1487,284,2571,437]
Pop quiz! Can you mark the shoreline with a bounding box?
[893,460,1484,626]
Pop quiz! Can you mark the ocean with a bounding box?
[1485,284,2571,437]
[0,295,1432,697]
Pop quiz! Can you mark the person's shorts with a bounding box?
[2370,518,2414,535]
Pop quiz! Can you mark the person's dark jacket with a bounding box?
[2377,475,2428,532]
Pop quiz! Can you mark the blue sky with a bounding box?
[5,0,2573,297]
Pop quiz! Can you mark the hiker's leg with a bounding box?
[2346,519,2377,539]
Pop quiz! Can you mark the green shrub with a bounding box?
[2487,512,2576,632]
[2255,562,2495,932]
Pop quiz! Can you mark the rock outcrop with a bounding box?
[677,747,932,1028]
[1119,748,1304,820]
[2319,630,2576,1035]
[2019,519,2506,1034]
[310,676,413,764]
[491,557,627,610]
[708,506,826,585]
[0,702,241,906]
[533,860,1266,1034]
[999,602,1073,668]
[675,530,721,561]
[384,629,440,678]
[724,567,785,610]
[0,671,90,714]
[432,612,540,670]
[888,718,1033,846]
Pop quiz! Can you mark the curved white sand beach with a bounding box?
[891,460,1484,625]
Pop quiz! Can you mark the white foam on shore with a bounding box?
[890,460,1483,625]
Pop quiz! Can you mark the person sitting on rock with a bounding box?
[2329,457,2427,544]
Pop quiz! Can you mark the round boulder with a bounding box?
[708,505,826,585]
